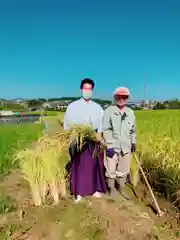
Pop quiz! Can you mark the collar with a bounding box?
[113,105,128,116]
[80,98,92,104]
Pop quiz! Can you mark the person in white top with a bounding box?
[64,78,107,202]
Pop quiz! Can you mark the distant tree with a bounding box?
[38,98,47,102]
[28,99,44,108]
[46,97,112,106]
[153,99,180,110]
[154,102,166,109]
[167,99,180,109]
[93,98,112,105]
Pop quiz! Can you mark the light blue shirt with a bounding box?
[64,98,104,132]
[103,105,136,154]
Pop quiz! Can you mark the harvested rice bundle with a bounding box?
[15,138,68,206]
[16,147,46,206]
[15,124,105,206]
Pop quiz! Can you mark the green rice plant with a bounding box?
[0,124,43,176]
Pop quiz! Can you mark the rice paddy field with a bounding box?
[0,124,43,176]
[0,109,180,239]
[136,109,180,204]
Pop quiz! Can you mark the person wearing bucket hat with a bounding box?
[103,86,136,200]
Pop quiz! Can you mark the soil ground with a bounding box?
[0,169,180,240]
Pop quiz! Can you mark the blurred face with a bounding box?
[81,83,93,100]
[114,94,129,108]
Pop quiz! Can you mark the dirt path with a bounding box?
[0,170,179,240]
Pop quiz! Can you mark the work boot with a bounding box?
[107,178,117,201]
[117,177,131,200]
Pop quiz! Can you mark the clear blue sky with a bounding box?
[0,0,180,100]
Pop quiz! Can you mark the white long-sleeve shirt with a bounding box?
[64,98,104,133]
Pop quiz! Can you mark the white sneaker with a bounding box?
[74,195,82,203]
[93,192,102,198]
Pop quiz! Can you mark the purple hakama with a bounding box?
[69,142,107,197]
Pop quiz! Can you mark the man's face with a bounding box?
[114,94,129,107]
[81,83,93,100]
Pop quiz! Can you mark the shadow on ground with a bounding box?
[0,170,180,240]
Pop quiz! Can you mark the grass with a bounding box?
[0,201,105,240]
[0,123,44,238]
[41,111,64,122]
[0,124,43,176]
[10,110,61,116]
[1,110,61,116]
[21,111,60,116]
[55,202,105,239]
[0,223,20,240]
[0,192,16,214]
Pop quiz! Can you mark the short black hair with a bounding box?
[80,78,95,89]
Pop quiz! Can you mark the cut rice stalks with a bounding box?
[15,124,106,206]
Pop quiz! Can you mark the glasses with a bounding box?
[115,95,129,100]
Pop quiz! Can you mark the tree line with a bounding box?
[0,98,180,110]
[153,100,180,109]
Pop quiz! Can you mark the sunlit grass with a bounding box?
[0,124,43,175]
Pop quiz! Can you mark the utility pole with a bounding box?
[144,72,147,102]
[143,72,147,108]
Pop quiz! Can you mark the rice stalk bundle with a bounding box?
[16,147,46,206]
[15,124,105,206]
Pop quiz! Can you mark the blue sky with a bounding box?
[0,0,180,100]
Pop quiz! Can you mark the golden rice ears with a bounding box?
[15,124,105,206]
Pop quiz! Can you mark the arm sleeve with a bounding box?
[63,108,71,130]
[130,112,136,144]
[103,109,115,147]
[97,107,104,133]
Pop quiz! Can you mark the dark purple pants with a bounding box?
[69,143,107,197]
